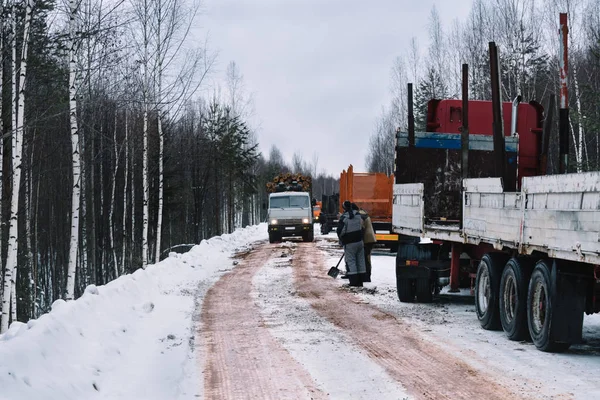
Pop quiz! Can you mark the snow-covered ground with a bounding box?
[1,224,599,400]
[0,225,269,400]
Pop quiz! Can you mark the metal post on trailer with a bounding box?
[460,64,469,230]
[408,83,415,148]
[489,42,506,187]
[461,64,469,181]
[540,94,555,175]
[559,12,569,174]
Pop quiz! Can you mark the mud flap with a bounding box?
[550,262,586,345]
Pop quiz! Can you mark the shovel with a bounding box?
[327,253,345,278]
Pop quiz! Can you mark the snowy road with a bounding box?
[200,239,525,400]
[2,224,600,400]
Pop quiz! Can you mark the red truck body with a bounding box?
[426,99,544,181]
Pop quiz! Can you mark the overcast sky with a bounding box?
[201,0,472,176]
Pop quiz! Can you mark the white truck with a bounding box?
[266,174,314,243]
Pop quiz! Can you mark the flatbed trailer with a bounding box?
[393,170,600,352]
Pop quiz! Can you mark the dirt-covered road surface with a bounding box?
[199,238,541,400]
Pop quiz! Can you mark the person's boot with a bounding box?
[349,275,363,287]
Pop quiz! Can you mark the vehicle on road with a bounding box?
[266,173,315,243]
[340,165,399,251]
[391,27,600,352]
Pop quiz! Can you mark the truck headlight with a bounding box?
[302,218,309,224]
[271,219,278,225]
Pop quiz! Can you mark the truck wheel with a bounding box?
[499,258,532,341]
[415,278,434,303]
[527,260,570,352]
[269,233,276,244]
[397,278,415,302]
[475,253,507,330]
[302,231,314,242]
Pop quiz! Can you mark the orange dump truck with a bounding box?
[339,165,399,251]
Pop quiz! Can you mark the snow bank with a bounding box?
[0,224,268,400]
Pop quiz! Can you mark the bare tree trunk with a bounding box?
[0,0,4,305]
[66,0,81,299]
[99,122,105,283]
[131,121,136,268]
[109,110,118,278]
[80,121,88,288]
[26,139,33,317]
[141,0,150,268]
[121,109,128,275]
[10,279,15,322]
[142,106,149,268]
[33,162,40,317]
[1,0,33,332]
[155,106,163,263]
[572,61,584,172]
[2,3,18,333]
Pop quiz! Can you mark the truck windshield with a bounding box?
[270,195,310,208]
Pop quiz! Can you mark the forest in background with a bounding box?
[0,0,338,330]
[367,0,600,176]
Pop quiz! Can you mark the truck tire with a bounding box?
[269,232,276,243]
[397,278,415,302]
[415,278,434,303]
[499,258,532,341]
[527,260,570,352]
[302,231,314,242]
[475,253,507,330]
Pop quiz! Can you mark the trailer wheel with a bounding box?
[397,278,415,302]
[475,253,507,330]
[527,260,571,352]
[415,278,434,303]
[499,258,532,341]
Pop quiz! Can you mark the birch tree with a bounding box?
[2,0,34,333]
[0,0,4,306]
[151,0,209,262]
[66,0,82,300]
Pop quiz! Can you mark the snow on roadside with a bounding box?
[316,233,600,400]
[252,242,411,400]
[0,224,268,400]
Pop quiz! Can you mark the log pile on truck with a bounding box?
[391,15,599,353]
[266,173,312,193]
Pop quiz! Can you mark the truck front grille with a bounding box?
[279,218,303,225]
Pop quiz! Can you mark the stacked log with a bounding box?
[266,173,312,193]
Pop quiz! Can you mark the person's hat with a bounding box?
[351,203,359,210]
[342,200,352,211]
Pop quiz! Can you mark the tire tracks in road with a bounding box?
[201,242,326,400]
[291,242,531,400]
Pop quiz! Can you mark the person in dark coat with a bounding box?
[337,200,366,287]
[352,203,376,282]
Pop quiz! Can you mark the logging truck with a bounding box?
[392,35,599,352]
[266,173,315,243]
